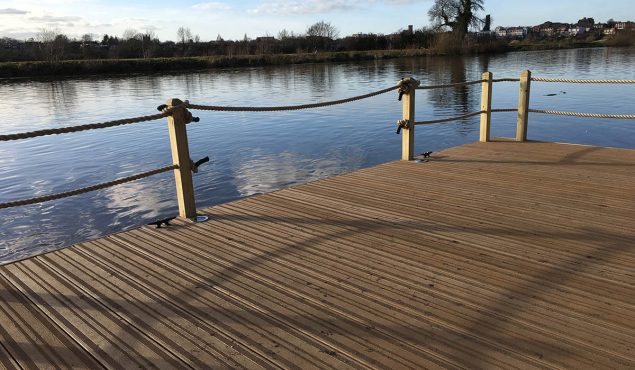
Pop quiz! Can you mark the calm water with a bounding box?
[1,47,634,263]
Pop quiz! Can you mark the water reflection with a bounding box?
[47,80,78,117]
[0,47,634,263]
[104,178,173,223]
[232,148,366,197]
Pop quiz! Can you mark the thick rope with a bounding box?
[414,111,484,125]
[531,78,635,84]
[491,108,519,113]
[491,78,520,83]
[528,109,635,119]
[0,112,168,142]
[0,165,176,209]
[187,85,399,112]
[416,80,484,90]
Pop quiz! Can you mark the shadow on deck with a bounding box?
[0,141,633,369]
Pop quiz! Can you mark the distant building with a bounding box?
[535,22,570,37]
[495,26,528,38]
[604,28,616,35]
[568,26,586,36]
[476,31,495,38]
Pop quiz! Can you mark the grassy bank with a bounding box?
[0,49,430,79]
[2,38,631,79]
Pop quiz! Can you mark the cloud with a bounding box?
[248,0,360,15]
[247,0,423,15]
[29,15,83,23]
[0,8,28,15]
[192,2,231,11]
[384,0,422,4]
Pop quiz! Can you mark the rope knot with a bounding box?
[397,77,420,101]
[160,99,199,124]
[396,119,410,134]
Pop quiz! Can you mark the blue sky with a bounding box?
[0,0,633,41]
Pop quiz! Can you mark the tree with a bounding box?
[81,34,93,43]
[139,30,158,58]
[306,21,339,39]
[176,26,192,44]
[277,29,292,40]
[305,21,339,51]
[577,17,595,28]
[428,0,484,37]
[122,28,139,41]
[177,26,193,56]
[36,28,67,61]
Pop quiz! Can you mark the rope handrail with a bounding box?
[187,85,399,112]
[0,112,169,142]
[528,109,635,119]
[0,165,176,209]
[491,108,519,113]
[491,78,520,83]
[531,77,635,84]
[414,111,484,126]
[416,80,484,90]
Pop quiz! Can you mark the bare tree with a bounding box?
[36,28,67,61]
[277,29,296,40]
[306,21,339,39]
[81,34,93,43]
[139,30,158,58]
[176,26,193,44]
[122,28,139,40]
[176,26,193,56]
[428,0,484,37]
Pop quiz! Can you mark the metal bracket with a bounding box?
[191,156,210,173]
[396,119,410,134]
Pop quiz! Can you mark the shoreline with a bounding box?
[0,42,613,79]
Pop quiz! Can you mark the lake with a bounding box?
[1,47,634,264]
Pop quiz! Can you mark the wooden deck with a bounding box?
[0,141,634,369]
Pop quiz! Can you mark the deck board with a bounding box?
[1,141,634,369]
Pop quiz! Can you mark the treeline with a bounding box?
[0,50,436,78]
[0,26,437,63]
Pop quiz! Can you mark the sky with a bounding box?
[0,0,634,41]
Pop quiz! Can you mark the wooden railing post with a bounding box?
[165,98,196,219]
[480,71,493,142]
[401,79,417,161]
[516,70,532,142]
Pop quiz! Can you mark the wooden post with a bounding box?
[402,83,415,161]
[165,98,196,219]
[479,71,493,142]
[516,70,532,142]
